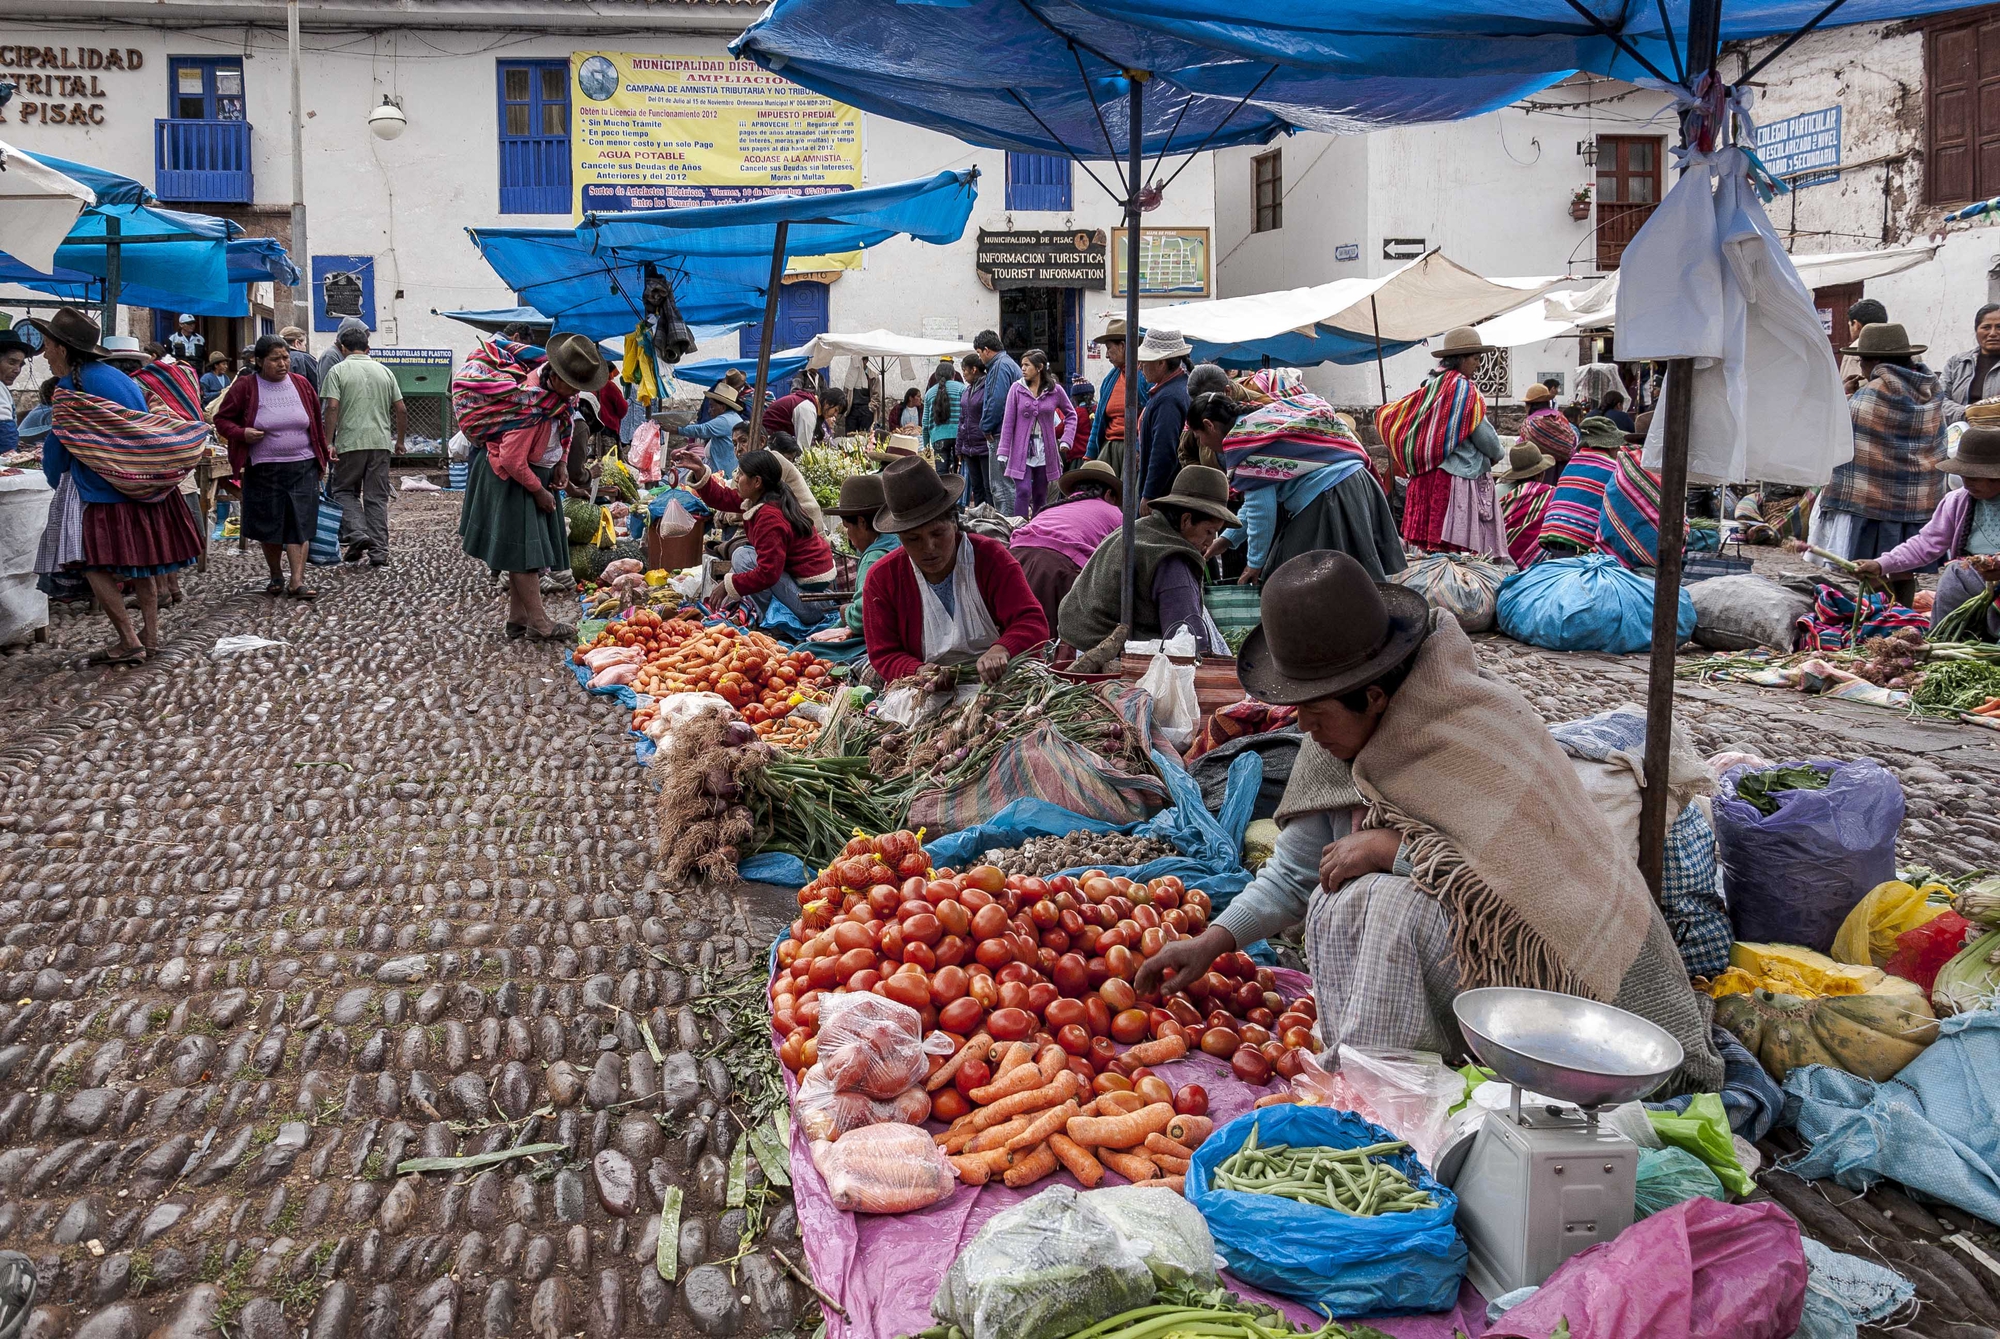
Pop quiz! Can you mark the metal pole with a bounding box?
[1117,71,1147,630]
[747,220,791,455]
[1370,294,1394,487]
[1638,0,1722,899]
[288,0,311,334]
[102,213,121,336]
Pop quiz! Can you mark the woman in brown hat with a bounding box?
[861,455,1048,684]
[1817,323,1948,597]
[33,307,205,664]
[1856,406,2000,639]
[1057,463,1237,657]
[1496,440,1557,568]
[1382,327,1507,557]
[458,331,608,640]
[808,472,899,645]
[1135,551,1722,1096]
[1007,457,1124,633]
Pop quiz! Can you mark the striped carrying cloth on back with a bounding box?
[131,360,205,424]
[1538,445,1619,552]
[1219,380,1373,487]
[452,336,570,447]
[49,387,211,502]
[1503,482,1553,567]
[1374,368,1484,477]
[1598,446,1665,569]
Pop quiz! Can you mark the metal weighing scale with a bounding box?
[1438,987,1685,1300]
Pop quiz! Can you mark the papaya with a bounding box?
[1713,986,1938,1083]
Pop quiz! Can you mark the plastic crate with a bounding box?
[1679,551,1754,584]
[1203,583,1261,639]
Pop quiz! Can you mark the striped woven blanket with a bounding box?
[1538,445,1619,552]
[49,387,211,501]
[1220,384,1372,489]
[132,360,205,424]
[1598,447,1664,570]
[453,336,571,447]
[1375,368,1484,477]
[1504,482,1553,567]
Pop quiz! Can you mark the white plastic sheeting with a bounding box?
[0,140,93,274]
[0,471,52,646]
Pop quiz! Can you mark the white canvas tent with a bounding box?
[792,329,974,381]
[0,139,93,275]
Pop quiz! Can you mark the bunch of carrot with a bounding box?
[926,1032,1213,1193]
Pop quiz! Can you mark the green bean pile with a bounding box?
[1209,1123,1435,1216]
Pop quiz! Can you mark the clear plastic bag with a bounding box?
[657,496,697,538]
[814,992,927,1099]
[1635,1146,1728,1217]
[933,1184,1155,1339]
[1291,1047,1474,1169]
[1136,651,1199,748]
[809,1122,955,1214]
[792,1065,931,1142]
[1086,1185,1219,1290]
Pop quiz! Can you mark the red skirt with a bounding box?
[81,493,203,577]
[1400,469,1454,550]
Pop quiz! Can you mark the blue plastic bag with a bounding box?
[1713,760,1903,953]
[1184,1104,1467,1317]
[1496,553,1696,653]
[308,487,343,565]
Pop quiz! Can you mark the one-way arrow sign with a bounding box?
[1381,237,1427,261]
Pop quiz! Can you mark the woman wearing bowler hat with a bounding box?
[1388,326,1507,557]
[1008,457,1124,634]
[1855,399,2000,640]
[861,455,1048,686]
[1133,550,1722,1095]
[1058,463,1237,657]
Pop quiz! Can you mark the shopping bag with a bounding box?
[657,496,697,538]
[1136,651,1199,749]
[308,487,343,565]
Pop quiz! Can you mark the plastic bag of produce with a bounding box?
[1185,1105,1466,1317]
[1635,1146,1729,1217]
[1135,650,1200,748]
[1932,926,2000,1015]
[791,1065,931,1142]
[1881,911,1975,996]
[813,993,927,1099]
[1086,1185,1219,1290]
[1496,553,1696,654]
[933,1184,1155,1339]
[1831,880,1952,968]
[1714,760,1904,954]
[809,1122,955,1214]
[657,496,697,538]
[1391,552,1508,633]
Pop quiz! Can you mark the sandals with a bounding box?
[0,1250,37,1339]
[505,623,527,640]
[85,645,147,667]
[529,623,576,643]
[263,576,286,595]
[285,585,319,602]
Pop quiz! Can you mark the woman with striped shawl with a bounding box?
[1377,328,1506,556]
[1537,415,1626,557]
[31,309,206,666]
[1496,442,1557,567]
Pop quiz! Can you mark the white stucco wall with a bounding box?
[0,15,1210,397]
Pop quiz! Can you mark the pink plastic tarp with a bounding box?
[786,967,1489,1339]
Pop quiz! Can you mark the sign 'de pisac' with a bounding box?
[976,229,1107,290]
[0,44,146,127]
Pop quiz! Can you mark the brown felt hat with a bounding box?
[1947,425,2000,478]
[1496,441,1556,484]
[872,455,964,533]
[1238,551,1431,705]
[828,471,888,519]
[27,307,111,358]
[1090,319,1128,345]
[1151,464,1239,527]
[545,331,610,393]
[1058,457,1122,505]
[1522,383,1555,405]
[1842,322,1925,358]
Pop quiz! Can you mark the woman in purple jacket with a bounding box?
[995,348,1077,517]
[1855,421,2000,639]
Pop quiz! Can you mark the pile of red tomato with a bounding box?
[770,829,1320,1103]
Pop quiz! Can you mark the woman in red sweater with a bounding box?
[863,456,1049,684]
[681,448,835,621]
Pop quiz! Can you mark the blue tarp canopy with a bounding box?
[467,169,979,342]
[438,306,556,334]
[3,150,238,302]
[733,0,1989,158]
[21,149,150,207]
[1,235,295,318]
[669,350,812,392]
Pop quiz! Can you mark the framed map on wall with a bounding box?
[1110,227,1210,298]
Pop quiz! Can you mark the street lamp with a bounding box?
[369,97,407,141]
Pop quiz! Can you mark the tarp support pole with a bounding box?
[102,213,121,337]
[748,219,791,455]
[1118,72,1147,630]
[1369,295,1389,404]
[1639,0,1723,900]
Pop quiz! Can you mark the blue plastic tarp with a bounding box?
[670,351,812,392]
[22,149,151,207]
[1,235,296,318]
[1192,327,1419,370]
[734,1,1989,157]
[468,170,979,342]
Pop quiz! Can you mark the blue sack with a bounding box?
[1184,1104,1467,1317]
[1713,760,1903,954]
[1496,553,1695,653]
[308,488,343,565]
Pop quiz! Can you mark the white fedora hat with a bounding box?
[1137,329,1192,360]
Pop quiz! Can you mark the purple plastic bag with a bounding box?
[1713,759,1903,953]
[1483,1199,1807,1339]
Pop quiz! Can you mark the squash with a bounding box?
[1713,986,1938,1083]
[1710,942,1882,999]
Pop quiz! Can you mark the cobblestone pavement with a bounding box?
[2,498,1997,1337]
[0,493,802,1338]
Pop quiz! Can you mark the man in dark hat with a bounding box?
[1823,323,1948,600]
[1856,407,2000,640]
[1058,463,1237,658]
[1135,551,1722,1094]
[808,473,899,646]
[861,455,1047,686]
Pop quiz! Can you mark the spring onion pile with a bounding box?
[1928,581,2000,644]
[1209,1124,1435,1215]
[1911,659,2000,717]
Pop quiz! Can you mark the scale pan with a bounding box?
[1453,987,1683,1109]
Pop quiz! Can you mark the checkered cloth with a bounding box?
[1304,872,1465,1057]
[1819,363,1947,524]
[1661,806,1732,980]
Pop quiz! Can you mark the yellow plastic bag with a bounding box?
[1831,881,1951,968]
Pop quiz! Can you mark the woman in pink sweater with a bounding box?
[994,348,1076,517]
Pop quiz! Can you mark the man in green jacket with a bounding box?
[810,473,899,643]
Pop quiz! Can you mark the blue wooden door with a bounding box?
[739,281,829,357]
[496,60,572,214]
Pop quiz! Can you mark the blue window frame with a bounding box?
[169,57,246,121]
[1006,152,1073,212]
[497,60,572,215]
